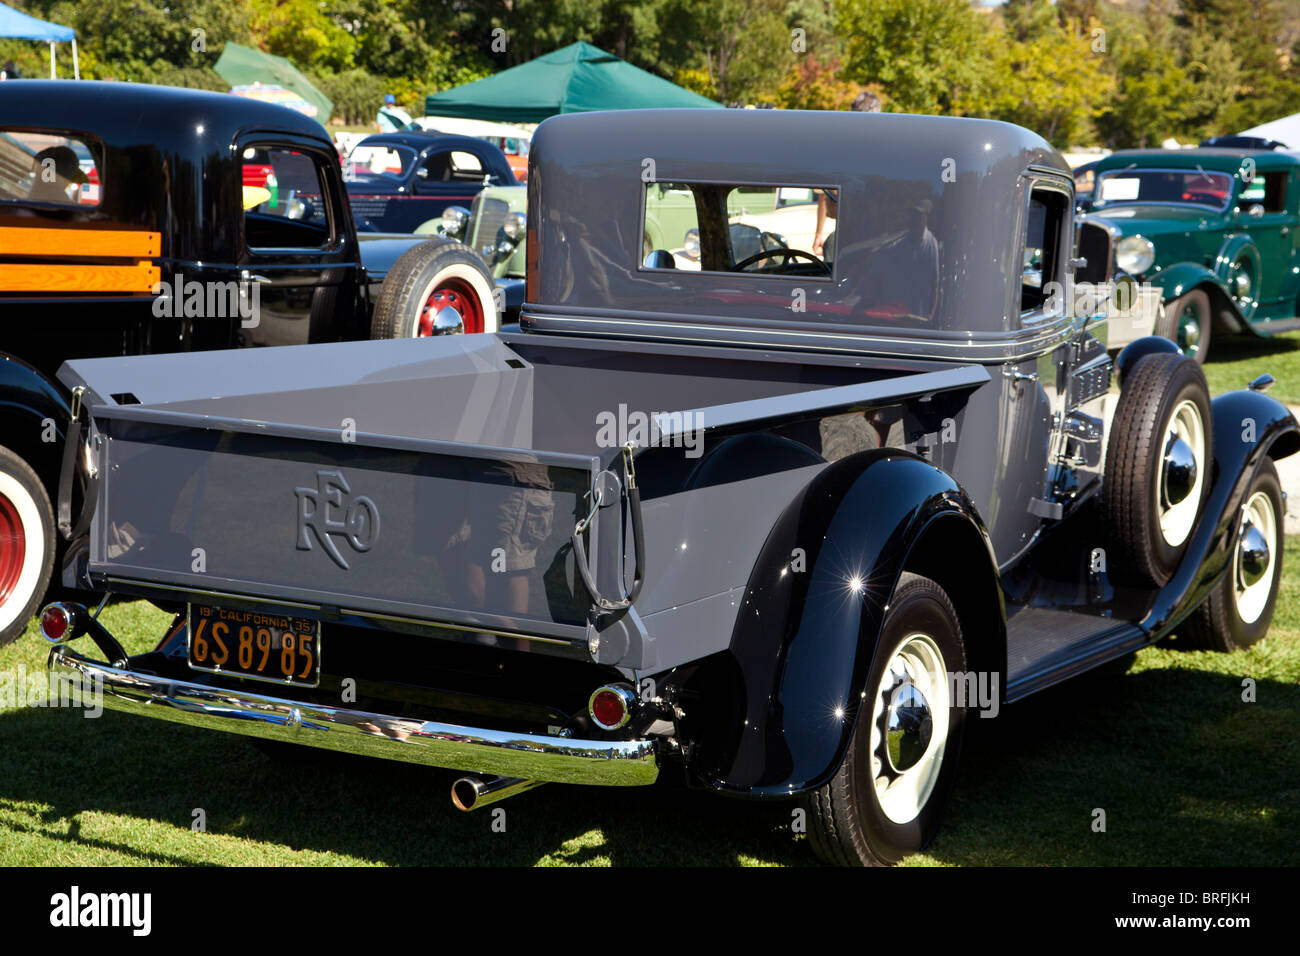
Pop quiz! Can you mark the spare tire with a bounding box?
[371,238,498,338]
[1102,352,1212,587]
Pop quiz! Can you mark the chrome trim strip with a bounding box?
[49,647,660,787]
[519,310,1080,363]
[102,579,321,612]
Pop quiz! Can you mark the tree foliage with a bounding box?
[2,0,1297,146]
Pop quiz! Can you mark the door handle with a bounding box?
[1281,226,1290,236]
[239,271,272,284]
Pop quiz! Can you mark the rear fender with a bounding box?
[0,353,71,488]
[697,449,1003,796]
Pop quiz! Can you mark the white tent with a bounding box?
[1239,113,1300,147]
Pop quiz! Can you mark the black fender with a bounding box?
[1115,335,1182,387]
[695,449,1003,797]
[1145,388,1299,635]
[0,352,72,489]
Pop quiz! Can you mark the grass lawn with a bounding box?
[1202,329,1300,407]
[1,547,1296,866]
[2,339,1297,866]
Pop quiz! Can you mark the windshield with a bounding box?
[1094,168,1234,211]
[344,144,416,179]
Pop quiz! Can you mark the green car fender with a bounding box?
[1212,233,1262,319]
[1153,260,1250,334]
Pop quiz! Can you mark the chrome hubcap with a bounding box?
[1237,522,1270,588]
[885,682,933,773]
[1234,490,1277,624]
[1158,400,1206,548]
[1162,434,1198,507]
[870,633,949,825]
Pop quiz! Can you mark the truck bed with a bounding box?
[58,333,988,667]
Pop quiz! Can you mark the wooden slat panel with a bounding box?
[0,226,161,259]
[0,261,160,293]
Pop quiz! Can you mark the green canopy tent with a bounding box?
[424,41,721,123]
[214,42,332,123]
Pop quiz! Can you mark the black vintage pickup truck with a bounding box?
[42,109,1296,866]
[0,81,499,644]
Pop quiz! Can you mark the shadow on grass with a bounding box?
[1205,330,1300,364]
[1,649,1294,866]
[927,654,1300,866]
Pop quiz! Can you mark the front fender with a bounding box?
[698,449,1000,796]
[1146,388,1299,635]
[1154,260,1250,334]
[1154,261,1226,303]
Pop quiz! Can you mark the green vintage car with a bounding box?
[1088,148,1300,362]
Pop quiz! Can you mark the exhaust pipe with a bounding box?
[451,775,543,812]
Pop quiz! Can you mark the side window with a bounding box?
[0,130,100,207]
[450,150,484,182]
[242,147,332,250]
[1022,185,1068,315]
[1239,171,1287,213]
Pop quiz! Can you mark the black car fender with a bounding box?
[693,448,1004,797]
[0,352,71,489]
[1146,388,1299,635]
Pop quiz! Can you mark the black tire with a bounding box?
[0,444,56,647]
[1102,352,1213,588]
[1183,459,1284,652]
[801,572,967,866]
[370,238,497,339]
[1157,288,1212,364]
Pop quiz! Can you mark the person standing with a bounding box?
[376,94,412,132]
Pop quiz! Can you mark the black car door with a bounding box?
[237,135,364,346]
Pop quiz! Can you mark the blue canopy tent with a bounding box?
[0,2,78,79]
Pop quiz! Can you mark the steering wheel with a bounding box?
[731,247,831,276]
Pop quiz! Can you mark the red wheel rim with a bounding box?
[0,491,26,606]
[418,278,485,336]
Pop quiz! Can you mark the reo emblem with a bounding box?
[294,470,380,570]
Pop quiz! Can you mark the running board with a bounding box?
[1004,606,1150,702]
[1255,318,1300,335]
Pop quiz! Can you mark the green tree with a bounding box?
[1001,0,1058,42]
[974,18,1112,147]
[253,0,356,73]
[836,0,992,115]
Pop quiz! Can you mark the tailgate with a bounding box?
[57,339,600,639]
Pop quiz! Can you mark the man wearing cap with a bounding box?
[376,94,413,133]
[28,145,87,204]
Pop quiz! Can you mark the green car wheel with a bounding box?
[1158,288,1212,364]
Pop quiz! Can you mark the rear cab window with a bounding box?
[641,180,834,278]
[0,130,100,208]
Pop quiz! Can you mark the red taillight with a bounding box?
[40,603,71,643]
[589,685,635,731]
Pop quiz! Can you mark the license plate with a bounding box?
[187,605,321,687]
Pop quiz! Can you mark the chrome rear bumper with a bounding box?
[48,647,659,787]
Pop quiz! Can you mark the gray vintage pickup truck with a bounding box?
[43,109,1297,866]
